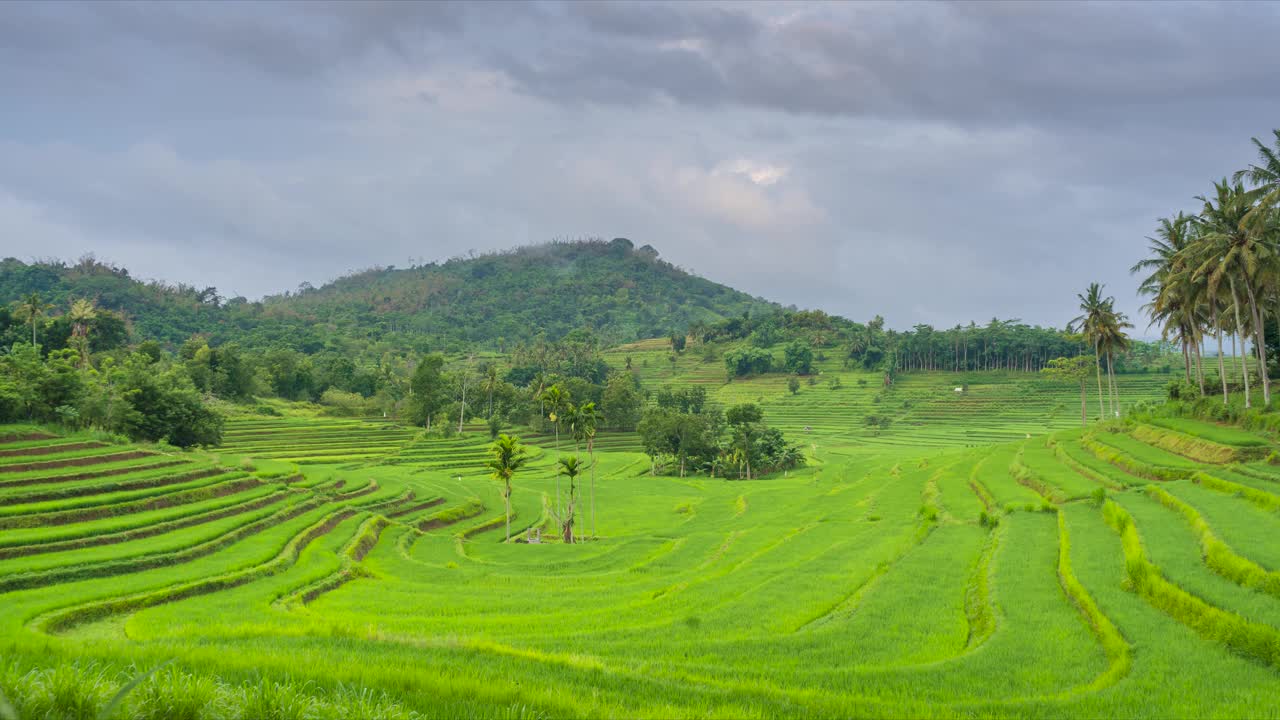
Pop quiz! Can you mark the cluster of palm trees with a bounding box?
[1132,130,1280,410]
[486,384,604,544]
[13,293,98,367]
[1069,284,1133,420]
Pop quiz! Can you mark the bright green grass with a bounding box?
[1146,416,1272,447]
[2,374,1280,719]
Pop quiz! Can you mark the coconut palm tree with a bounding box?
[556,455,583,544]
[67,298,97,367]
[1068,283,1112,420]
[574,401,602,539]
[1235,129,1280,231]
[13,292,51,347]
[482,363,500,419]
[1191,180,1272,407]
[1133,214,1197,385]
[540,385,569,450]
[486,434,530,542]
[1098,303,1133,416]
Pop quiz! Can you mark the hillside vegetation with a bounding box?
[1,239,775,350]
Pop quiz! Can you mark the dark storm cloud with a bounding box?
[2,0,1279,330]
[500,1,1280,128]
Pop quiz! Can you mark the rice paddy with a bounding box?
[3,369,1280,718]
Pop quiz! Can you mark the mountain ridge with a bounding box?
[1,238,781,350]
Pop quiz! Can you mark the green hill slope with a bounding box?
[1,239,776,350]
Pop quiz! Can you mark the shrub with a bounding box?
[1090,487,1107,506]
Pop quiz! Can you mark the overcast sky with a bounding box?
[3,1,1279,331]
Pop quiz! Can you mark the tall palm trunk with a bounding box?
[589,441,597,540]
[503,482,511,542]
[1215,307,1229,404]
[1230,277,1252,408]
[1187,335,1198,394]
[1181,339,1191,383]
[1105,348,1116,415]
[1243,280,1271,405]
[1093,339,1106,421]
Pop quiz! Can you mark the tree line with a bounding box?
[1131,129,1280,410]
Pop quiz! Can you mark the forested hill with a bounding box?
[0,239,777,351]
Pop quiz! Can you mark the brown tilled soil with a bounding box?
[349,520,389,562]
[0,442,107,459]
[0,460,188,489]
[0,490,290,560]
[336,481,379,500]
[0,451,154,474]
[0,433,57,444]
[6,467,230,505]
[3,476,261,529]
[387,497,446,519]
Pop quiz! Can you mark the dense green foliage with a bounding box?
[0,344,222,447]
[2,240,775,352]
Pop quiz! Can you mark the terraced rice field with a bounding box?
[605,340,1171,451]
[3,383,1280,718]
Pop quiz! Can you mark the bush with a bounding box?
[1167,378,1200,401]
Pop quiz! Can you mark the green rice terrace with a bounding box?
[3,369,1280,719]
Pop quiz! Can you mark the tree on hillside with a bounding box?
[788,377,800,395]
[67,298,97,367]
[726,403,764,480]
[556,455,583,544]
[540,384,569,450]
[1042,355,1094,427]
[600,374,641,431]
[486,434,530,542]
[784,340,814,375]
[14,292,51,348]
[408,353,446,430]
[456,355,475,434]
[482,363,500,418]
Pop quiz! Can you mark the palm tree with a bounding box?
[540,385,569,450]
[574,401,602,539]
[1133,214,1198,387]
[67,298,97,367]
[1235,129,1280,231]
[556,455,583,544]
[1098,303,1133,416]
[1069,283,1111,420]
[539,386,569,514]
[482,363,500,418]
[486,434,530,542]
[1191,180,1272,407]
[14,292,50,347]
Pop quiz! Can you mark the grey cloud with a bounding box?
[1,0,1279,331]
